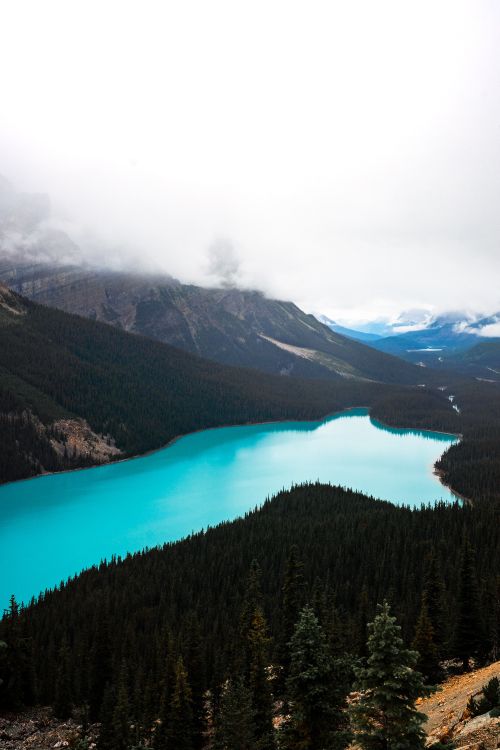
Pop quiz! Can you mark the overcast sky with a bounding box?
[1,0,499,322]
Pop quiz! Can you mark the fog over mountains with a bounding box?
[1,174,498,359]
[2,1,500,320]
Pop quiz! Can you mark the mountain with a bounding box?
[0,283,407,484]
[315,314,383,342]
[371,311,500,365]
[437,341,500,381]
[0,253,424,385]
[0,177,431,385]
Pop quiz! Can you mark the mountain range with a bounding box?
[320,310,500,375]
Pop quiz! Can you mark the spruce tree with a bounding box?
[421,553,447,654]
[97,682,115,750]
[214,676,255,750]
[412,599,441,684]
[167,656,194,750]
[239,560,264,676]
[89,617,112,721]
[279,546,305,688]
[453,539,484,670]
[488,575,500,662]
[54,640,72,720]
[112,662,130,750]
[281,605,350,750]
[184,614,207,749]
[154,631,177,749]
[247,607,276,750]
[350,601,433,750]
[355,587,371,660]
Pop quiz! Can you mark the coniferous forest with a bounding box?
[1,482,499,748]
[2,5,500,748]
[2,291,500,749]
[2,287,500,508]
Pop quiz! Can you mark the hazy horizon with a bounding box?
[1,0,499,324]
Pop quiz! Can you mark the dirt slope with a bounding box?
[420,661,500,748]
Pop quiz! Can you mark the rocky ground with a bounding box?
[0,708,97,750]
[1,662,499,749]
[420,660,500,749]
[51,418,122,464]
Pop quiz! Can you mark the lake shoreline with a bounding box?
[0,405,464,504]
[0,405,370,488]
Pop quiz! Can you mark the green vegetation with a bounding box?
[1,482,499,746]
[0,285,400,483]
[350,602,433,750]
[467,676,500,717]
[2,286,500,512]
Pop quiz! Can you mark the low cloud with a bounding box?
[206,239,241,288]
[476,322,500,338]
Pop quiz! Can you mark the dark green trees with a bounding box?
[412,600,441,684]
[215,677,255,750]
[421,554,447,655]
[453,539,484,670]
[53,641,72,720]
[351,602,433,750]
[111,663,131,750]
[247,608,275,750]
[168,656,195,750]
[279,545,305,688]
[281,605,350,750]
[0,596,35,709]
[89,618,112,721]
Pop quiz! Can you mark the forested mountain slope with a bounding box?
[2,482,499,744]
[0,253,423,384]
[0,284,415,484]
[437,341,500,381]
[2,284,500,506]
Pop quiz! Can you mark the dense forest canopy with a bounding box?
[1,483,499,746]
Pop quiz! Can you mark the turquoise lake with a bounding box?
[0,408,458,608]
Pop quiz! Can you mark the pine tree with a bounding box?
[239,560,264,676]
[214,676,255,750]
[184,614,207,749]
[281,605,350,750]
[154,631,177,749]
[453,539,484,671]
[89,617,112,721]
[112,662,130,750]
[279,546,305,688]
[97,682,115,750]
[355,587,370,659]
[0,595,35,709]
[412,599,441,684]
[247,607,276,750]
[54,640,72,720]
[487,575,500,662]
[167,656,194,750]
[350,601,434,750]
[421,554,447,654]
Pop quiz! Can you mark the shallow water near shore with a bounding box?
[0,408,458,608]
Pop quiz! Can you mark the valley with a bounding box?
[0,408,457,609]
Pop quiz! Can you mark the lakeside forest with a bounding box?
[1,483,499,748]
[1,287,500,507]
[1,289,500,749]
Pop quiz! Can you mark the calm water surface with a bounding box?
[0,408,458,608]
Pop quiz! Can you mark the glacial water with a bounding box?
[0,408,458,609]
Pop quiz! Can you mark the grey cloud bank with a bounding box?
[1,0,499,322]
